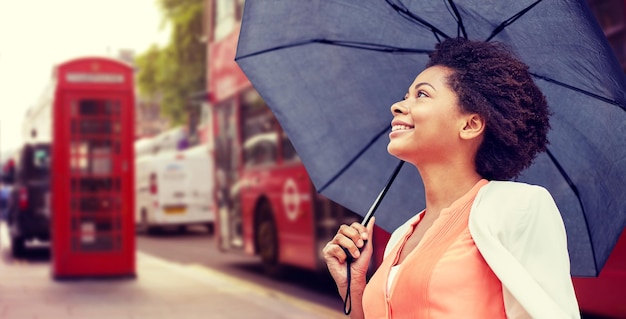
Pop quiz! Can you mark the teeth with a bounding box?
[392,125,413,132]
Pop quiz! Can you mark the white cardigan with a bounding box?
[384,181,580,319]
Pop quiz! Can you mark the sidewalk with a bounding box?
[0,233,345,319]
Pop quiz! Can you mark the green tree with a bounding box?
[135,0,206,125]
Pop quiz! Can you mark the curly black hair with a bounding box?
[426,37,550,181]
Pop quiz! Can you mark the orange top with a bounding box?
[362,179,506,318]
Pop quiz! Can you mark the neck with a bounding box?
[416,161,483,217]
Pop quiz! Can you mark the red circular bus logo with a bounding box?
[282,178,300,221]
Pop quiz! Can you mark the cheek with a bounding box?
[412,111,446,134]
[415,114,461,147]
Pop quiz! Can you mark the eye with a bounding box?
[403,93,409,100]
[417,90,428,98]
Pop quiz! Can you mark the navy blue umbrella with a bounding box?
[235,0,626,277]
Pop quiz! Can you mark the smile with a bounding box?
[392,125,414,132]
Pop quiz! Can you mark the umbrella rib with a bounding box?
[531,73,626,109]
[544,149,598,274]
[236,39,432,61]
[314,39,433,54]
[446,0,468,39]
[485,0,544,42]
[318,125,391,193]
[384,0,451,41]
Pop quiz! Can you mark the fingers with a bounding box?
[325,220,374,261]
[322,239,351,263]
[344,222,367,247]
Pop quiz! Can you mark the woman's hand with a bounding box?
[322,217,375,298]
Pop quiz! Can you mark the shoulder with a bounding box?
[476,181,551,204]
[473,181,554,215]
[470,181,559,234]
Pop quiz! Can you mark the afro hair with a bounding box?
[426,37,551,180]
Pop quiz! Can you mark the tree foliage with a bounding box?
[135,0,206,124]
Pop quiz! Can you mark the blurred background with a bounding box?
[0,1,625,318]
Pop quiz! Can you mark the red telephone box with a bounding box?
[50,57,135,278]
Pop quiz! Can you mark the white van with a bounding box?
[134,130,215,233]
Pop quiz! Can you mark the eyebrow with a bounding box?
[413,82,436,92]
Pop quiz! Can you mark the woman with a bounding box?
[322,37,580,318]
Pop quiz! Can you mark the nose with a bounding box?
[390,101,408,116]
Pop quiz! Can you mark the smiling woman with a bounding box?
[323,37,580,319]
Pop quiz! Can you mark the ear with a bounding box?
[459,113,485,140]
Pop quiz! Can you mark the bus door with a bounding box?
[52,92,134,278]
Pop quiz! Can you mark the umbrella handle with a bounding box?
[340,160,405,315]
[361,160,405,226]
[343,160,405,262]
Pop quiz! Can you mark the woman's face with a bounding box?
[387,65,469,164]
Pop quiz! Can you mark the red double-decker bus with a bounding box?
[207,10,389,276]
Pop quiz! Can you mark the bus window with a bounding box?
[243,132,277,167]
[241,89,277,167]
[281,131,299,163]
[213,0,238,41]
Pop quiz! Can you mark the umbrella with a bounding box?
[235,0,626,277]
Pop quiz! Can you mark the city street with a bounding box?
[136,225,343,311]
[0,223,345,319]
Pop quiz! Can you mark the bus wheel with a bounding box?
[256,202,283,278]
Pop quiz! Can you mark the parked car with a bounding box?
[5,143,51,256]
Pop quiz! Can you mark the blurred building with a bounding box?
[136,97,170,139]
[117,49,136,66]
[115,49,171,140]
[587,0,626,71]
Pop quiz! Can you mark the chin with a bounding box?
[387,144,405,160]
[387,143,422,164]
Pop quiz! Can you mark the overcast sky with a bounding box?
[0,0,170,154]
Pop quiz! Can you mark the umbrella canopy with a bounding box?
[235,0,626,277]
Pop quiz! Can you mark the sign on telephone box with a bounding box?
[43,57,135,278]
